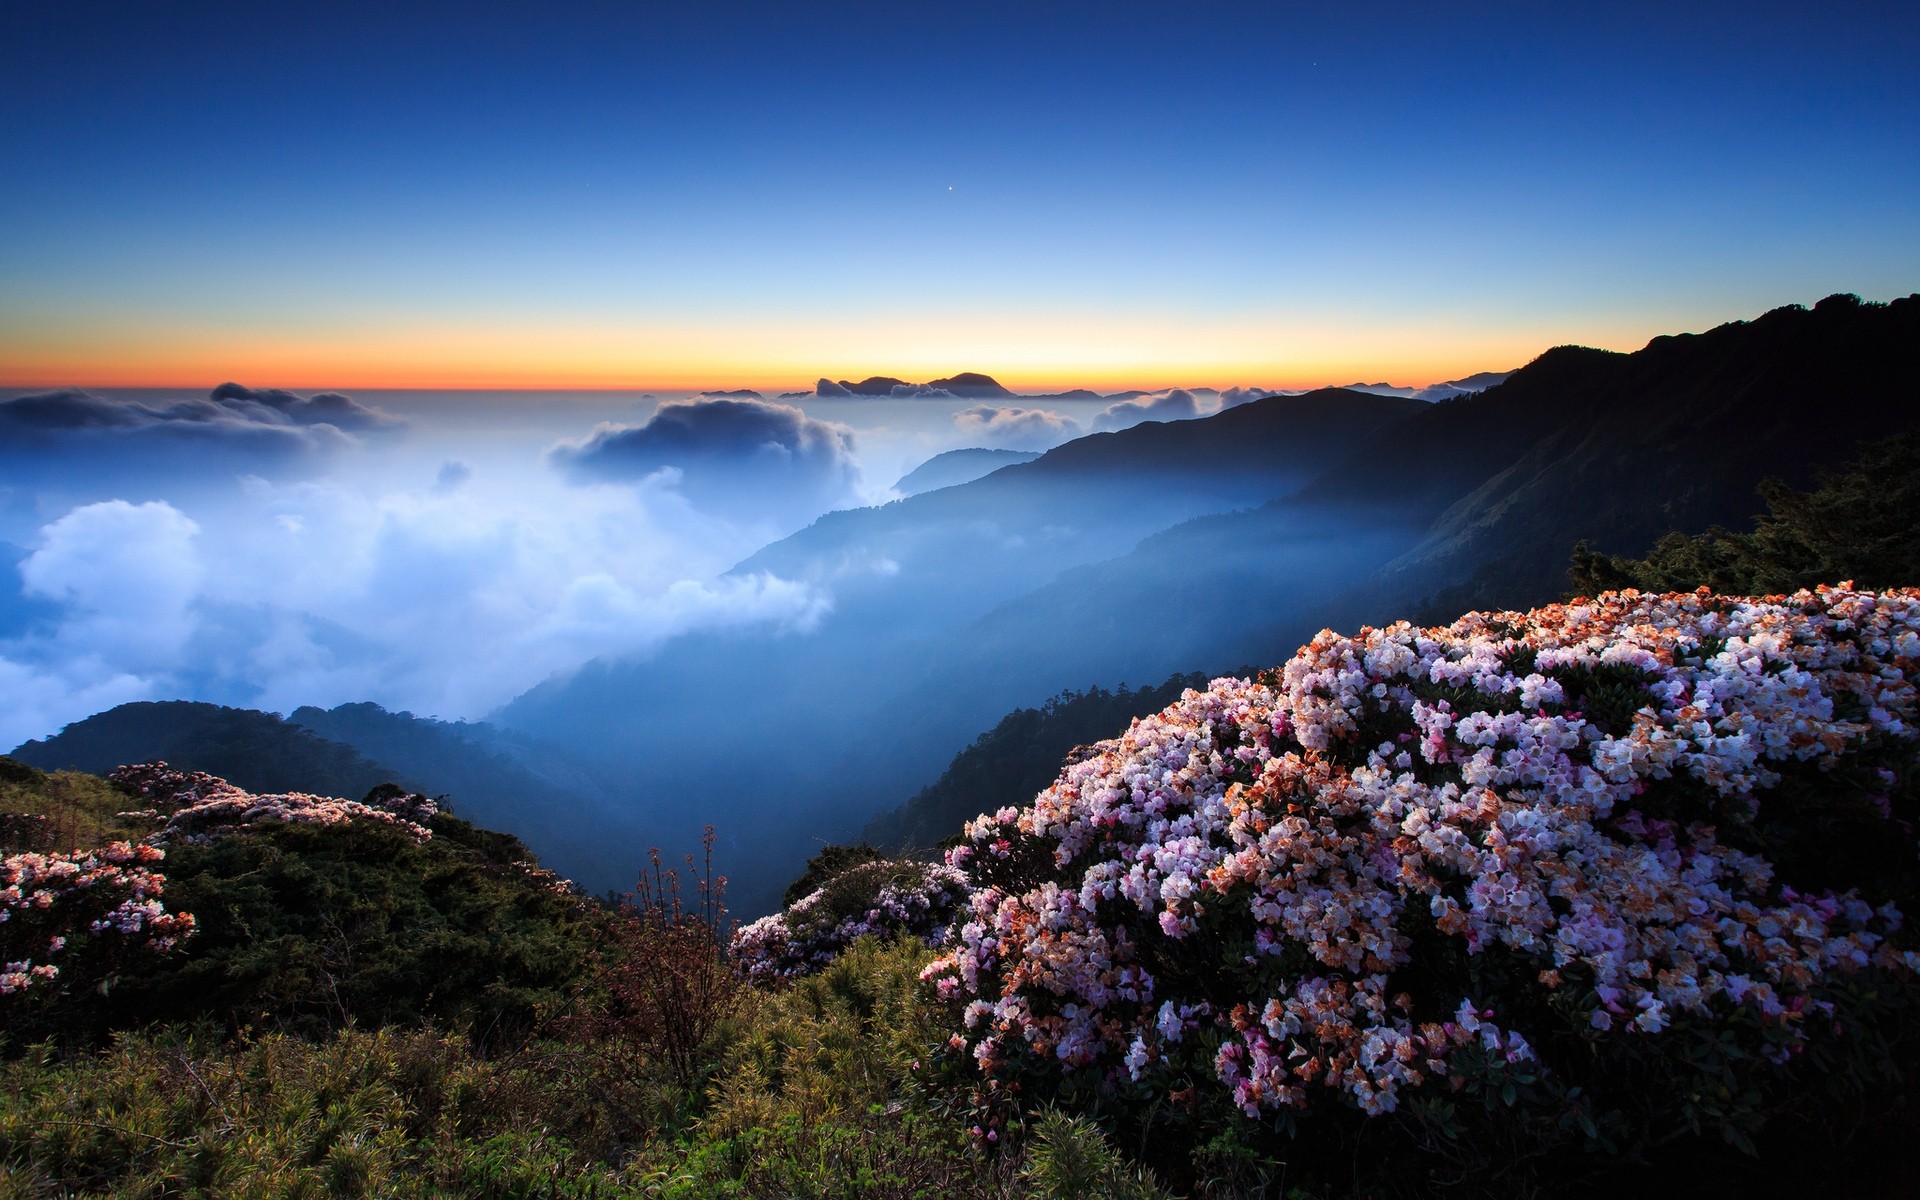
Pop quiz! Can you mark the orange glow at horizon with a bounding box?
[0,309,1657,395]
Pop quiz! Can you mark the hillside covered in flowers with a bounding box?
[6,586,1920,1197]
[919,585,1920,1191]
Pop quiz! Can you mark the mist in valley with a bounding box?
[10,294,1911,917]
[2,376,1395,910]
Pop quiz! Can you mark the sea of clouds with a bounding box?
[0,377,1357,747]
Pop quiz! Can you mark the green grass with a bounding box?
[0,937,1171,1200]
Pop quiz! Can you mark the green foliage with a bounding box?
[0,756,46,786]
[105,813,596,1048]
[0,1028,644,1198]
[0,767,154,854]
[1569,430,1920,597]
[1021,1110,1172,1200]
[863,674,1210,854]
[783,842,886,908]
[669,937,997,1198]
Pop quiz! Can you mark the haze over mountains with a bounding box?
[14,295,1917,915]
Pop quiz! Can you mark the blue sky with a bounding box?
[3,0,1916,388]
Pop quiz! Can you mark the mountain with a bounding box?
[1028,388,1106,401]
[287,702,640,890]
[12,701,408,799]
[892,448,1041,496]
[936,293,1920,688]
[494,294,1918,915]
[923,372,1016,398]
[861,672,1209,854]
[1316,293,1920,616]
[1414,370,1511,401]
[499,388,1423,912]
[10,699,644,893]
[1340,381,1417,397]
[834,376,912,396]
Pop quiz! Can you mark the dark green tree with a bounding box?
[1570,431,1920,596]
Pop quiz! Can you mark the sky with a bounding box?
[3,0,1916,392]
[2,0,1918,748]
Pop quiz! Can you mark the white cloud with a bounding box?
[952,404,1079,451]
[548,395,864,528]
[1219,385,1277,409]
[0,653,155,752]
[1091,388,1202,433]
[21,500,203,670]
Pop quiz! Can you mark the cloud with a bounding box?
[951,404,1080,452]
[0,653,154,752]
[889,384,958,399]
[1219,385,1278,409]
[207,382,403,432]
[547,396,863,525]
[0,386,401,503]
[523,571,831,665]
[813,378,853,397]
[1091,388,1203,433]
[20,500,204,671]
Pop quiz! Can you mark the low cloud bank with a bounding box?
[951,405,1080,451]
[548,396,864,526]
[0,386,402,499]
[1092,388,1203,433]
[1219,385,1278,409]
[207,383,402,432]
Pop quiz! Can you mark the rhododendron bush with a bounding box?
[733,858,971,983]
[923,587,1920,1171]
[1,841,195,1032]
[109,762,437,845]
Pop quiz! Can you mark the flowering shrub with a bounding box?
[734,857,972,983]
[1,842,195,1007]
[923,586,1920,1172]
[109,761,437,845]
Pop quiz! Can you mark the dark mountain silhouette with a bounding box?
[834,376,912,396]
[1414,370,1511,401]
[892,448,1041,496]
[1028,388,1105,401]
[287,702,640,888]
[1314,293,1920,618]
[929,293,1920,695]
[393,288,1920,920]
[10,699,645,892]
[861,673,1210,855]
[12,701,408,799]
[924,372,1016,398]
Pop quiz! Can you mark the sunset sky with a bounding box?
[4,0,1916,391]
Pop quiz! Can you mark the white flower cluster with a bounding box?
[109,762,437,846]
[733,859,972,983]
[923,587,1920,1118]
[1,841,195,996]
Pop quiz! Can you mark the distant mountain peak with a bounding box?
[924,373,1015,398]
[835,376,912,396]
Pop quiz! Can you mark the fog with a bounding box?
[0,382,1283,750]
[2,379,1428,911]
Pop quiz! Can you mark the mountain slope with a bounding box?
[892,448,1040,496]
[496,295,1920,916]
[11,702,408,799]
[11,700,645,894]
